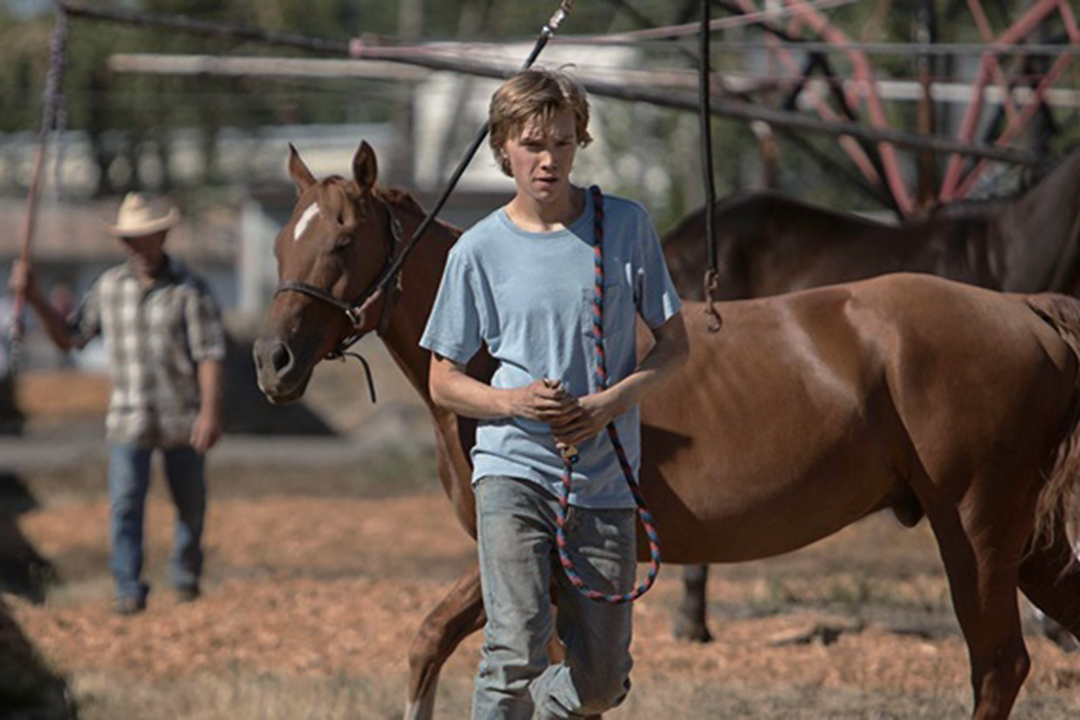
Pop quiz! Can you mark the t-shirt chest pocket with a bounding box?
[581,279,633,342]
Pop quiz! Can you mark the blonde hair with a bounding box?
[489,67,593,176]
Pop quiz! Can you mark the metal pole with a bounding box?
[9,8,68,372]
[60,1,349,54]
[360,1,575,310]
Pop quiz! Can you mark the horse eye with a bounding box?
[331,234,353,253]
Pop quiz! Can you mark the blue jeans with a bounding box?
[473,476,635,720]
[108,444,206,602]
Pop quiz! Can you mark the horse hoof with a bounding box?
[672,620,713,643]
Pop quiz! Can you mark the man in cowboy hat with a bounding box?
[9,192,226,616]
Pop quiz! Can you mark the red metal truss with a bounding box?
[740,0,1080,214]
[943,0,1080,200]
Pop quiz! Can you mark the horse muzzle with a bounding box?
[252,336,313,404]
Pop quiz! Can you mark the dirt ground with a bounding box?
[3,357,1080,719]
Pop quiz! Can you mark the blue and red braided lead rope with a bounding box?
[554,185,662,604]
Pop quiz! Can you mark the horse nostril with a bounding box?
[270,342,293,374]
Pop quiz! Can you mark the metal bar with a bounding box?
[107,54,429,81]
[967,0,1020,125]
[955,52,1075,197]
[720,0,885,194]
[756,3,895,210]
[630,39,1080,56]
[735,0,886,191]
[60,1,350,54]
[559,0,855,43]
[10,9,68,368]
[941,0,1066,199]
[786,0,912,214]
[590,78,1039,164]
[103,54,1080,109]
[1061,0,1080,43]
[105,51,1038,165]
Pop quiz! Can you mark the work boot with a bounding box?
[175,585,201,604]
[113,596,146,616]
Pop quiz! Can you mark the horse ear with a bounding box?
[353,141,378,193]
[288,143,317,194]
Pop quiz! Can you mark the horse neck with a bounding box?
[377,196,461,406]
[374,196,478,534]
[998,151,1080,292]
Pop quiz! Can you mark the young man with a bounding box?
[9,193,226,616]
[420,69,688,718]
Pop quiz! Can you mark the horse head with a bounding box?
[998,144,1080,294]
[1045,148,1080,294]
[253,141,400,404]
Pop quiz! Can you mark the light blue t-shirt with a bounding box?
[419,188,682,509]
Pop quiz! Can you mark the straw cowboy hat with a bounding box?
[107,193,180,237]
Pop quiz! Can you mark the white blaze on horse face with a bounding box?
[293,202,321,242]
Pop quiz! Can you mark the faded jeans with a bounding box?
[473,476,636,720]
[108,444,206,602]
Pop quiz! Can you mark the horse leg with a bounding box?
[929,507,1030,720]
[1018,530,1080,649]
[405,562,485,720]
[672,564,713,642]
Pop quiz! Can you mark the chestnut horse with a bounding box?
[253,142,1080,720]
[662,146,1080,643]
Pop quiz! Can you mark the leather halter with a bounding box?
[272,195,404,402]
[274,195,403,350]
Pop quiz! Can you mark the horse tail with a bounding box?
[1026,293,1080,553]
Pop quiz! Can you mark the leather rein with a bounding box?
[272,195,405,403]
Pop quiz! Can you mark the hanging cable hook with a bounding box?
[699,0,722,333]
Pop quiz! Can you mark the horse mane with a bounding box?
[313,177,443,231]
[1026,293,1080,562]
[375,185,430,219]
[313,175,357,206]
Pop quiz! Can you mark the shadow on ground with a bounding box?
[0,473,55,603]
[0,596,77,719]
[0,372,25,436]
[0,472,76,719]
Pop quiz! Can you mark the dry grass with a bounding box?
[4,359,1080,719]
[14,370,111,424]
[68,670,444,720]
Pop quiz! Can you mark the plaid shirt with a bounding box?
[71,255,226,447]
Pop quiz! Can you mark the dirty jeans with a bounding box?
[108,444,206,602]
[472,475,635,720]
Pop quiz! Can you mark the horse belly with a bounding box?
[639,296,906,564]
[641,421,902,563]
